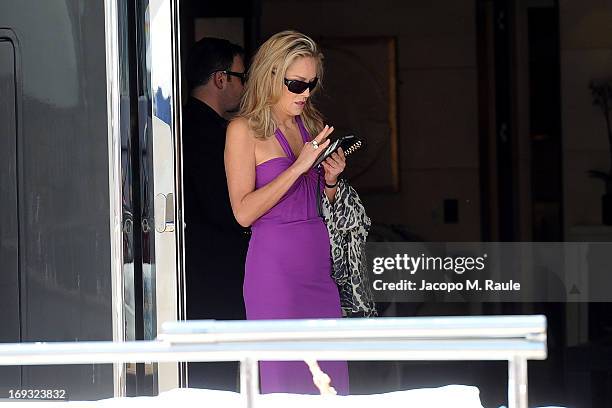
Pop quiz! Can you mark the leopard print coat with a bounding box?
[321,179,378,317]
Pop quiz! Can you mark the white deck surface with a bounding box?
[0,385,483,407]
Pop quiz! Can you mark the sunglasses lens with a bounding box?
[288,81,309,94]
[286,78,318,94]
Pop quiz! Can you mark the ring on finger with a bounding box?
[311,140,319,149]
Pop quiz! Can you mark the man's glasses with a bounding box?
[284,77,318,94]
[221,70,247,85]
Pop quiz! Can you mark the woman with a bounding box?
[224,30,349,394]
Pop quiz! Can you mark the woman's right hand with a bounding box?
[292,125,334,174]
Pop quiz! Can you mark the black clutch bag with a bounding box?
[312,134,363,168]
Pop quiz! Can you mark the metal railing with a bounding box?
[0,315,547,408]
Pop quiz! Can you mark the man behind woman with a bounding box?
[183,37,249,391]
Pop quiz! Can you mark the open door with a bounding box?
[107,0,185,396]
[147,0,186,393]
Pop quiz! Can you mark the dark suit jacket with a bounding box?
[182,97,249,320]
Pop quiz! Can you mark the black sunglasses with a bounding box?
[221,70,247,85]
[284,77,318,94]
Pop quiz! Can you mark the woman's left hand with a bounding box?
[321,147,346,185]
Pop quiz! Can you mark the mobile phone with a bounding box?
[312,134,363,168]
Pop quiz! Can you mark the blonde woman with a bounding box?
[224,30,349,394]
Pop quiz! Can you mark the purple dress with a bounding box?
[243,115,349,395]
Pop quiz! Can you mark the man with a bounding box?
[182,37,249,391]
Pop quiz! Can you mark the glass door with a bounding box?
[107,0,185,396]
[147,0,185,392]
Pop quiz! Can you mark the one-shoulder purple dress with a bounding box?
[243,115,349,395]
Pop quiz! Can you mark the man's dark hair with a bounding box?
[186,37,244,91]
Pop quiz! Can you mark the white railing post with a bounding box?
[240,357,259,408]
[508,356,528,408]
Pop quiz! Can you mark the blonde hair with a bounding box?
[238,30,325,140]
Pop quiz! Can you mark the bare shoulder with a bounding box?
[226,117,255,163]
[227,117,255,143]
